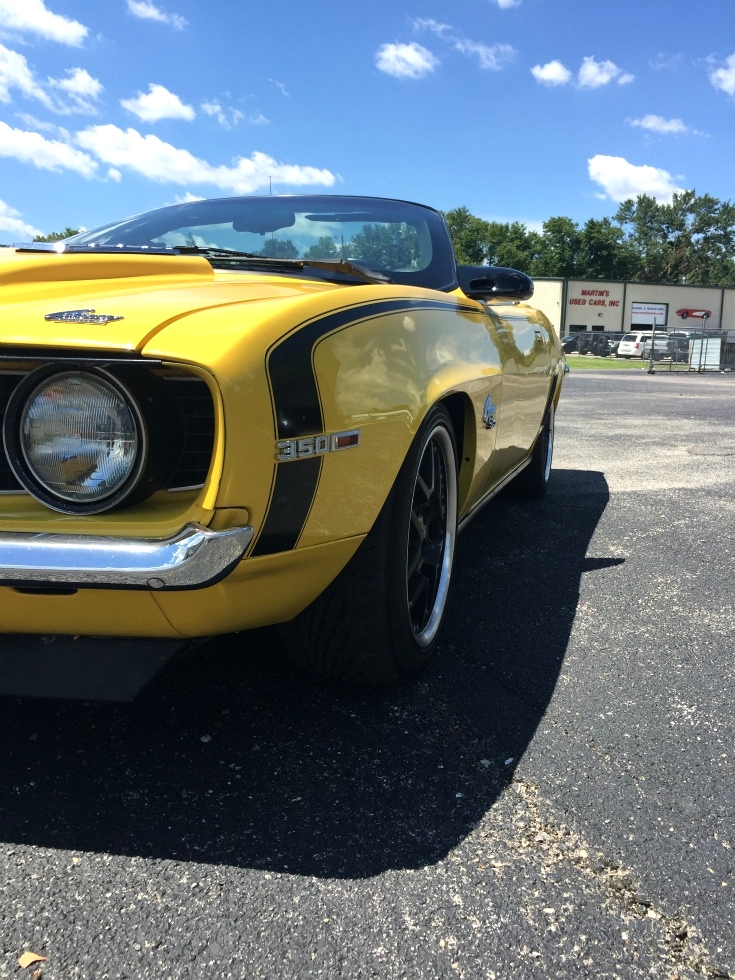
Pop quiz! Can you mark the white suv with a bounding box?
[617,331,668,359]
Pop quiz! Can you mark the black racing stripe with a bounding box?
[253,297,474,556]
[268,298,471,438]
[251,456,322,556]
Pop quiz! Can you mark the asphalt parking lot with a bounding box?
[1,370,733,979]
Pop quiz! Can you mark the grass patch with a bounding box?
[566,355,693,372]
[564,354,647,370]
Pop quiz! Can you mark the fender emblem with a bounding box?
[276,429,360,462]
[483,395,498,429]
[44,309,124,324]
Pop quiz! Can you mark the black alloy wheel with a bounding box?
[281,405,459,685]
[405,421,456,648]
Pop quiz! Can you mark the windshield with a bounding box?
[66,195,457,290]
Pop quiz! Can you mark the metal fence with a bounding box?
[646,335,735,373]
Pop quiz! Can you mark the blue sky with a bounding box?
[0,0,733,241]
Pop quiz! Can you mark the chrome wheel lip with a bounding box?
[543,408,555,483]
[406,423,457,649]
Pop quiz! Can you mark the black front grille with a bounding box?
[0,369,215,496]
[0,374,23,492]
[164,376,216,489]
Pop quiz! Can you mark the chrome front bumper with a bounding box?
[0,523,253,590]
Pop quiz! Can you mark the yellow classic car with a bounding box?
[0,195,564,684]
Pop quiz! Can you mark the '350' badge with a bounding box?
[276,429,360,462]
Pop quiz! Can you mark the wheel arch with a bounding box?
[435,391,475,515]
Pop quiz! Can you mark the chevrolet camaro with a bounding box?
[0,195,564,684]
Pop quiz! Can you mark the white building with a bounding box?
[530,278,735,337]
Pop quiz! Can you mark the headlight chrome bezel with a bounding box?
[2,366,150,515]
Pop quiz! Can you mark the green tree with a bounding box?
[443,206,492,264]
[443,208,542,272]
[33,227,80,242]
[303,235,340,260]
[348,223,420,269]
[578,217,638,281]
[258,238,299,259]
[614,191,735,285]
[485,221,542,274]
[530,217,582,278]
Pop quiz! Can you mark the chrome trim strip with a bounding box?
[0,354,161,364]
[457,458,531,534]
[0,522,253,590]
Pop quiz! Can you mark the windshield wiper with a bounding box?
[301,258,392,284]
[175,247,392,284]
[175,246,260,258]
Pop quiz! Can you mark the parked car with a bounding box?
[560,333,611,356]
[643,329,722,362]
[641,337,679,361]
[676,308,711,320]
[617,330,666,360]
[0,195,564,685]
[643,330,705,362]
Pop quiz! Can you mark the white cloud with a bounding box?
[452,38,514,70]
[0,0,87,46]
[578,56,634,88]
[16,113,69,138]
[414,19,515,70]
[414,19,451,40]
[269,78,289,97]
[629,114,688,135]
[0,43,52,107]
[126,1,186,30]
[121,83,195,122]
[375,42,438,79]
[0,45,101,114]
[175,192,205,203]
[650,52,685,71]
[488,0,521,7]
[709,52,735,97]
[0,119,97,176]
[107,167,121,182]
[531,60,572,86]
[47,67,102,114]
[0,197,41,239]
[201,100,246,129]
[248,112,269,125]
[588,154,684,203]
[75,124,336,194]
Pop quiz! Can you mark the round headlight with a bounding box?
[4,369,147,513]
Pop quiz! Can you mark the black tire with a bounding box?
[280,405,459,685]
[681,311,689,319]
[509,402,554,499]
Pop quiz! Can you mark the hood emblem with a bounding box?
[44,309,124,324]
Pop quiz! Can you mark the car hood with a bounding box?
[0,249,339,353]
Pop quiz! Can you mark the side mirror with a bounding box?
[458,265,534,302]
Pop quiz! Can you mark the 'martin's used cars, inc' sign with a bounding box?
[568,288,621,308]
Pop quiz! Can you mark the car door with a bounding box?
[481,305,552,488]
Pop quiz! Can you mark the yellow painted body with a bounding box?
[0,250,564,638]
